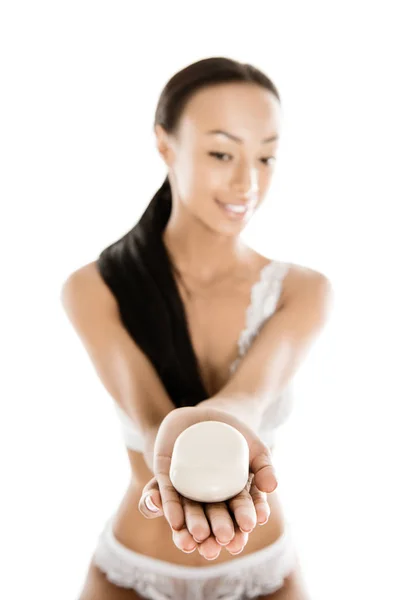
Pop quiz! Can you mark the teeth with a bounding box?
[225,204,247,213]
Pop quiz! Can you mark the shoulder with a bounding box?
[61,260,101,293]
[268,257,332,311]
[280,262,334,328]
[60,260,118,315]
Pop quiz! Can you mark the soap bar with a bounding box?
[169,421,249,503]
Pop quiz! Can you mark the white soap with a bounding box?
[169,420,249,503]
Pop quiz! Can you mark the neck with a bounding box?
[162,205,250,284]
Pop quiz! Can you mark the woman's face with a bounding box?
[155,82,281,236]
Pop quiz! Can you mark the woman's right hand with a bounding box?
[138,406,277,560]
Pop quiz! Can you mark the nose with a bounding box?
[232,162,259,200]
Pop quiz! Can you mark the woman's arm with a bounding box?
[203,268,334,429]
[60,262,177,464]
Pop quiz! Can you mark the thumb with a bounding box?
[138,480,163,518]
[250,447,278,493]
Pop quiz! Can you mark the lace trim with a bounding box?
[230,260,291,374]
[93,516,297,600]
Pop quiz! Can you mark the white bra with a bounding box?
[114,259,294,452]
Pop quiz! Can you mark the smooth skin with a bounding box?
[75,81,318,598]
[158,81,281,283]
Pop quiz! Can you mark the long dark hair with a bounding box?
[97,57,281,407]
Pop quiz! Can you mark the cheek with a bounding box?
[173,153,198,198]
[206,165,227,190]
[198,158,232,196]
[177,154,223,199]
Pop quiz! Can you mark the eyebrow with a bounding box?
[205,129,279,144]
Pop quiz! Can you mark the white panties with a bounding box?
[93,513,298,600]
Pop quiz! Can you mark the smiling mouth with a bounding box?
[215,198,255,219]
[218,201,247,212]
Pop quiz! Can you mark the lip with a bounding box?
[215,198,254,221]
[218,200,254,208]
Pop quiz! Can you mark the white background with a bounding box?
[1,2,409,599]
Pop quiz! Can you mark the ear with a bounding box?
[154,124,175,168]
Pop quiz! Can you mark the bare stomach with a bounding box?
[110,447,287,568]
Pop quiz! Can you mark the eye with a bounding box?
[209,151,232,161]
[209,151,276,166]
[261,157,276,166]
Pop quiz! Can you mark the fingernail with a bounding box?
[239,526,252,534]
[145,495,159,512]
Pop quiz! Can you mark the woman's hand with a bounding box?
[138,405,277,560]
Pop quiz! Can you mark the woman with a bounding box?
[62,57,332,599]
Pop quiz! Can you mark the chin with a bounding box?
[212,218,249,237]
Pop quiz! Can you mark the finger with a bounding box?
[138,478,163,519]
[197,534,223,561]
[224,522,249,555]
[203,501,235,545]
[154,454,186,531]
[249,443,278,494]
[181,496,211,543]
[249,483,271,525]
[228,481,257,534]
[172,527,198,554]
